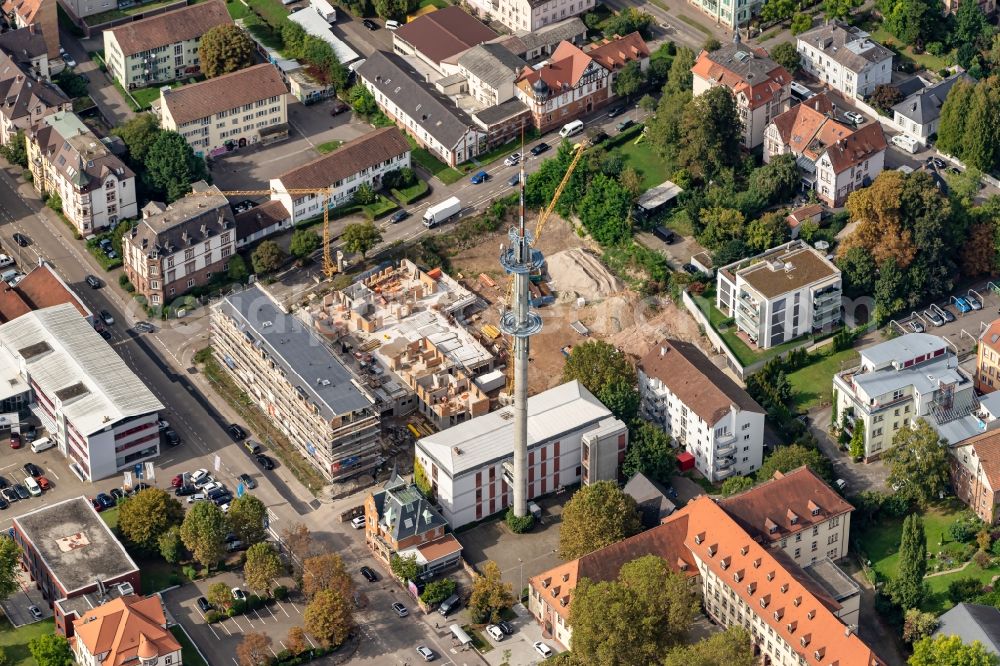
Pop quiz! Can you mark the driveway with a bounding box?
[61,29,136,127]
[2,570,52,627]
[480,603,562,666]
[808,404,889,494]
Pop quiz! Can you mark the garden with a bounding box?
[0,618,55,666]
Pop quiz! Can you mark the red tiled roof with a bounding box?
[980,319,1000,354]
[823,122,887,174]
[585,32,649,72]
[691,46,791,110]
[162,64,287,126]
[959,430,1000,491]
[0,264,89,323]
[517,40,596,93]
[393,6,496,64]
[73,595,180,666]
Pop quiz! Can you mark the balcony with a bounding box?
[716,467,735,480]
[716,443,736,457]
[717,456,736,469]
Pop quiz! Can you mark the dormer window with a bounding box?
[807,610,815,619]
[694,532,705,544]
[765,517,778,534]
[767,571,775,581]
[707,544,717,556]
[793,596,802,606]
[813,648,825,661]
[753,558,761,568]
[787,621,797,633]
[733,569,744,582]
[542,578,550,588]
[808,500,821,516]
[747,582,756,595]
[760,594,770,608]
[780,583,789,593]
[720,556,731,570]
[773,608,784,620]
[787,509,798,524]
[800,634,811,647]
[740,545,749,555]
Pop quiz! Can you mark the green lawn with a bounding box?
[316,140,342,154]
[418,0,449,7]
[245,0,289,26]
[616,133,670,191]
[363,195,398,220]
[788,348,859,411]
[408,139,464,184]
[663,208,694,237]
[862,21,951,72]
[676,13,713,36]
[392,179,429,204]
[171,626,208,666]
[226,0,252,19]
[0,617,55,665]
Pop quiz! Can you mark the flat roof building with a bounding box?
[12,496,140,636]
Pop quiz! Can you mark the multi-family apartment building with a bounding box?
[586,32,650,89]
[270,127,410,225]
[494,17,586,61]
[212,285,382,482]
[454,43,527,108]
[797,23,892,98]
[159,63,288,158]
[716,240,842,350]
[691,39,791,149]
[26,111,136,234]
[637,340,765,482]
[833,333,985,460]
[469,0,594,33]
[765,93,886,207]
[415,381,627,528]
[514,40,610,132]
[392,6,497,74]
[952,429,1000,524]
[72,594,182,666]
[685,0,762,28]
[0,25,51,80]
[122,181,235,307]
[892,74,972,148]
[363,473,462,577]
[357,51,483,167]
[529,494,881,663]
[0,50,69,146]
[2,0,58,58]
[976,320,1000,394]
[103,0,232,91]
[0,304,163,481]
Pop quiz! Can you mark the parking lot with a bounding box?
[888,283,1000,358]
[1,569,52,628]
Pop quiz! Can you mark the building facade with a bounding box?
[212,286,382,482]
[977,320,1000,394]
[638,340,765,482]
[415,381,627,528]
[2,0,59,57]
[26,111,136,234]
[716,240,842,350]
[270,127,410,224]
[691,40,791,149]
[159,63,288,157]
[0,26,51,80]
[122,181,236,307]
[514,40,610,133]
[892,74,971,147]
[103,0,232,90]
[952,430,1000,524]
[796,23,893,98]
[0,49,70,146]
[468,0,594,32]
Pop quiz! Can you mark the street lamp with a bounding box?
[518,558,523,603]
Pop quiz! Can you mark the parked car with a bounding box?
[385,19,400,29]
[507,174,520,187]
[954,297,972,313]
[28,605,42,620]
[186,493,207,504]
[390,209,409,224]
[213,492,233,506]
[190,469,210,484]
[134,321,155,333]
[925,309,944,326]
[100,310,115,326]
[12,233,29,247]
[652,226,677,244]
[23,477,40,497]
[844,111,865,125]
[0,476,9,489]
[244,440,261,455]
[470,170,489,184]
[940,307,956,323]
[0,487,15,503]
[908,320,925,333]
[255,454,275,470]
[969,294,983,310]
[790,81,813,100]
[607,105,626,118]
[0,495,9,510]
[36,476,49,491]
[96,493,115,510]
[534,642,553,658]
[227,423,247,441]
[329,99,349,115]
[504,152,520,167]
[231,587,246,602]
[392,602,409,617]
[360,566,378,582]
[196,597,212,613]
[416,646,435,662]
[362,18,378,29]
[496,620,514,635]
[202,481,223,495]
[22,462,41,478]
[9,432,19,449]
[163,429,180,446]
[110,488,125,501]
[171,474,184,487]
[530,142,549,156]
[131,482,150,496]
[175,484,197,497]
[351,515,366,529]
[486,624,504,641]
[84,274,101,289]
[615,118,634,132]
[225,538,245,552]
[928,156,946,170]
[682,263,699,275]
[238,473,257,490]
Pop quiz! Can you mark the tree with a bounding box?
[870,84,903,114]
[27,635,73,666]
[286,626,307,656]
[703,37,721,52]
[790,12,812,34]
[228,253,249,283]
[302,553,353,601]
[116,114,161,163]
[891,514,928,611]
[349,85,378,117]
[420,578,457,605]
[745,211,789,253]
[878,0,938,43]
[390,553,420,582]
[937,78,975,160]
[665,47,695,94]
[251,240,284,274]
[883,418,950,506]
[46,192,62,213]
[0,131,27,168]
[903,608,939,643]
[199,25,255,79]
[288,229,320,260]
[963,222,996,276]
[0,538,19,603]
[180,500,228,570]
[849,426,865,459]
[604,7,654,37]
[662,627,755,666]
[823,0,861,19]
[281,523,313,573]
[118,487,184,553]
[561,340,639,424]
[304,589,353,647]
[578,174,633,245]
[208,581,232,609]
[910,635,999,666]
[769,42,800,73]
[678,86,742,182]
[756,444,833,483]
[342,222,382,259]
[760,0,796,23]
[244,543,283,594]
[953,0,992,50]
[613,61,645,99]
[469,561,515,624]
[638,93,656,112]
[837,245,878,297]
[619,166,642,200]
[236,632,273,666]
[621,422,674,482]
[559,481,642,560]
[227,493,268,546]
[158,525,185,564]
[720,475,755,496]
[144,131,209,202]
[570,555,699,666]
[699,206,746,251]
[373,0,406,19]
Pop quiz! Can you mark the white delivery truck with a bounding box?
[422,196,462,228]
[311,0,337,22]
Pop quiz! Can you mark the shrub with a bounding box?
[205,610,223,623]
[505,509,534,534]
[118,274,130,287]
[948,577,983,603]
[951,520,978,543]
[975,550,991,569]
[420,578,457,605]
[273,585,289,601]
[230,599,247,615]
[183,565,198,580]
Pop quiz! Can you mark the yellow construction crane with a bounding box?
[191,187,339,278]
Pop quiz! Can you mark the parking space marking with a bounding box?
[45,469,58,480]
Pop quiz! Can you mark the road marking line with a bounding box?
[46,469,59,481]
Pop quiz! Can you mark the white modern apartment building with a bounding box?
[833,333,985,460]
[468,0,594,33]
[212,286,382,482]
[638,340,765,482]
[691,40,791,149]
[159,63,288,158]
[270,127,411,224]
[122,181,236,306]
[685,0,763,28]
[26,111,136,234]
[0,304,163,481]
[103,0,232,90]
[415,381,627,528]
[716,240,842,350]
[797,22,892,98]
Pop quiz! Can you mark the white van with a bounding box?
[891,134,919,154]
[24,476,40,496]
[486,625,505,642]
[559,120,584,138]
[30,437,53,453]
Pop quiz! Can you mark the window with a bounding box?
[187,279,195,288]
[812,526,819,536]
[184,248,194,261]
[827,533,839,545]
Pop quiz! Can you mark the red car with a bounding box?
[171,474,184,488]
[91,497,103,512]
[9,433,20,449]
